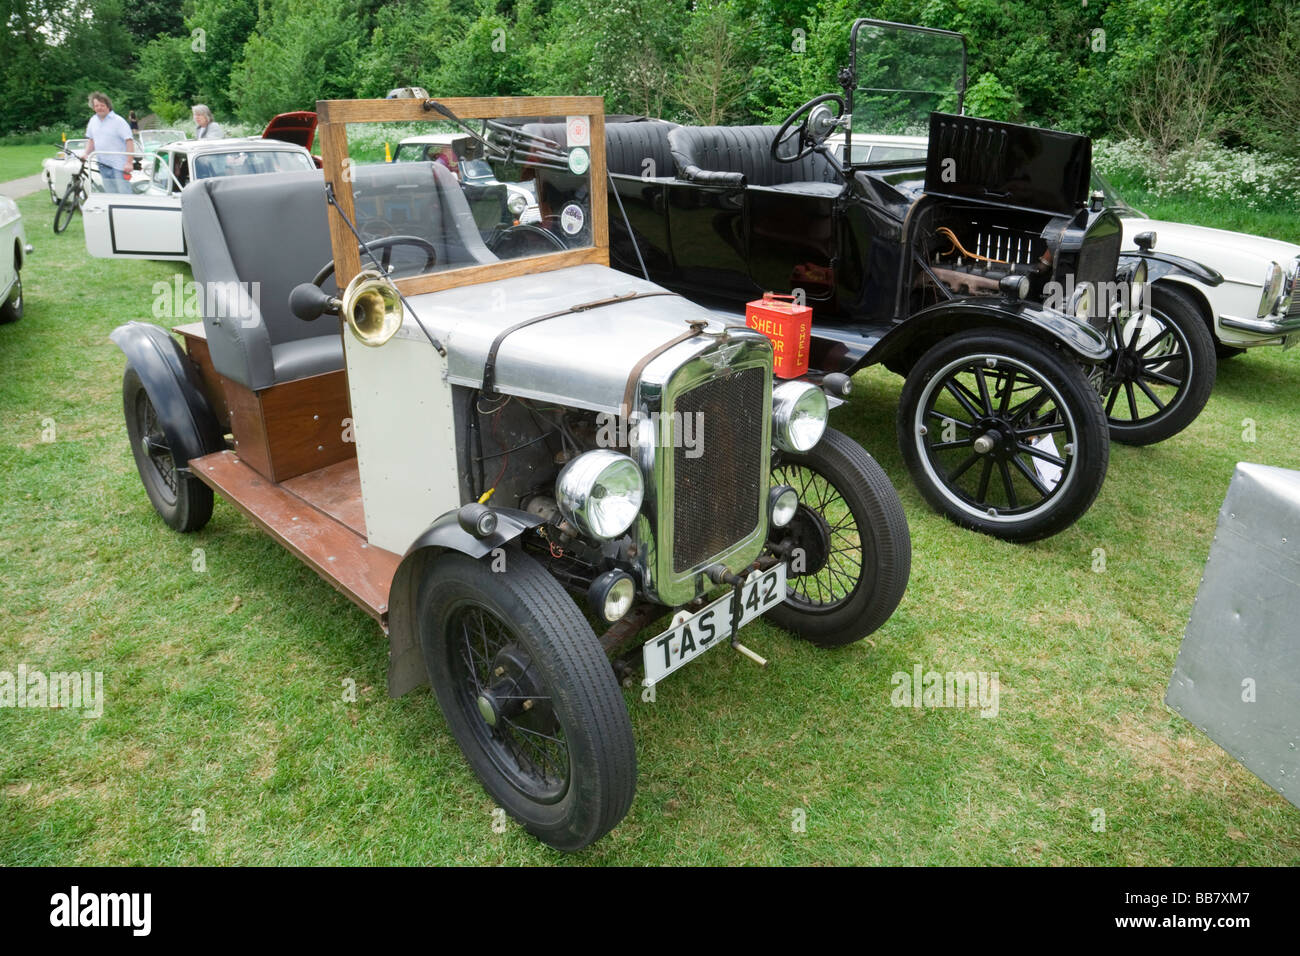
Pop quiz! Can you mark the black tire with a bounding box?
[122,366,213,532]
[53,181,81,234]
[418,550,636,852]
[0,269,21,324]
[767,428,910,646]
[898,329,1109,542]
[1099,283,1216,446]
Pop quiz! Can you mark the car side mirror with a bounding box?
[1135,231,1156,252]
[289,283,340,321]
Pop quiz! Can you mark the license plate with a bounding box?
[642,563,787,686]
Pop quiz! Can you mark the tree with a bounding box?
[670,1,754,125]
[229,0,361,122]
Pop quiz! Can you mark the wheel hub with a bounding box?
[784,505,831,576]
[475,644,545,730]
[970,418,1020,461]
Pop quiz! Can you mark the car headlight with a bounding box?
[769,485,799,527]
[1129,259,1147,312]
[556,450,644,540]
[772,381,828,452]
[1069,282,1093,323]
[1258,261,1284,318]
[507,192,527,216]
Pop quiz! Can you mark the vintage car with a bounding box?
[82,136,317,262]
[497,20,1216,541]
[831,132,1300,362]
[108,96,911,850]
[1094,174,1300,358]
[393,133,540,224]
[1,195,31,323]
[41,139,97,202]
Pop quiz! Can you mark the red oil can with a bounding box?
[745,293,812,378]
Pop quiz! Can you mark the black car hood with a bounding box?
[923,112,1090,216]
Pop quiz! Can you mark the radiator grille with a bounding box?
[671,367,766,573]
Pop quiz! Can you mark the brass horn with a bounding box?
[341,269,403,347]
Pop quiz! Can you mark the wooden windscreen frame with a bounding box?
[316,96,609,296]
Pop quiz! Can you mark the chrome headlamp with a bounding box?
[769,485,799,528]
[1258,261,1284,318]
[772,381,828,452]
[556,450,644,540]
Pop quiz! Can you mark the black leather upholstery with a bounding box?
[667,125,842,193]
[182,162,495,391]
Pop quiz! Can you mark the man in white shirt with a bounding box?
[84,92,135,194]
[192,104,225,140]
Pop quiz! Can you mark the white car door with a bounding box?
[82,150,188,262]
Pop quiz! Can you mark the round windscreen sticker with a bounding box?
[567,147,590,175]
[561,203,586,236]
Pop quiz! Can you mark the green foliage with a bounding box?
[0,0,1295,190]
[228,0,362,122]
[963,72,1020,123]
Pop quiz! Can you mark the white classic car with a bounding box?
[1,195,31,322]
[83,136,317,262]
[394,133,540,224]
[41,139,96,202]
[831,132,1300,358]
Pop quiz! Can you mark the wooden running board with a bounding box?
[191,450,400,622]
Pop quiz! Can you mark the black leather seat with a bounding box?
[182,162,495,391]
[667,125,842,195]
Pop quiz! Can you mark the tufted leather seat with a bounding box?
[182,162,494,391]
[667,125,842,196]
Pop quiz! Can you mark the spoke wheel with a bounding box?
[1097,283,1215,446]
[122,366,213,532]
[418,551,636,851]
[899,330,1109,542]
[766,427,910,646]
[53,180,82,234]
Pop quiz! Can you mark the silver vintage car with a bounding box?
[110,95,911,850]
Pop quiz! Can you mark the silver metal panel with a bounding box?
[1166,462,1300,808]
[398,264,748,414]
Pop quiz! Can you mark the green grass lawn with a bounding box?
[0,144,57,185]
[1,190,1298,865]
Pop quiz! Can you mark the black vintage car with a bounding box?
[492,20,1215,543]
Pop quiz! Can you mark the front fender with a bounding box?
[384,507,545,696]
[1121,250,1223,287]
[109,321,223,468]
[847,298,1111,375]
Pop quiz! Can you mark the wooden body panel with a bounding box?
[176,322,355,483]
[191,450,398,621]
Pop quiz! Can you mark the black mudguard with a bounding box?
[109,321,223,468]
[829,297,1112,376]
[384,507,545,696]
[1121,250,1223,286]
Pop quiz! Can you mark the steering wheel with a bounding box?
[771,93,846,164]
[311,235,437,287]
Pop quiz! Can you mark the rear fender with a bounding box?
[109,321,223,468]
[854,298,1111,375]
[384,507,545,696]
